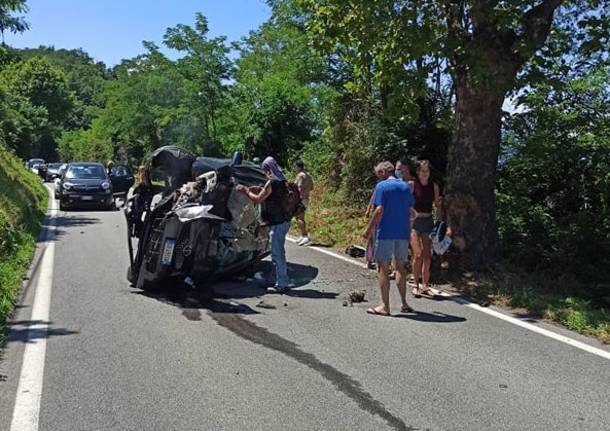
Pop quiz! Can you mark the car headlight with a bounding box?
[101,181,111,190]
[63,182,74,190]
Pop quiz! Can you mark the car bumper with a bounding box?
[61,193,113,207]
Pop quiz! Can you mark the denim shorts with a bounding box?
[412,217,434,235]
[374,239,409,263]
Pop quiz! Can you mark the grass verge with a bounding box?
[297,183,610,344]
[0,145,47,345]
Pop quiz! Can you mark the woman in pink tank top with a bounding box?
[409,160,442,296]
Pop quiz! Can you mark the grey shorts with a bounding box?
[374,239,409,263]
[412,217,434,235]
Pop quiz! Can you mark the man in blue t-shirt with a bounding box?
[363,161,415,316]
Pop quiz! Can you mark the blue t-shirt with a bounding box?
[373,179,414,240]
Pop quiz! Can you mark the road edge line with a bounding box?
[10,187,57,431]
[287,236,610,361]
[286,237,368,269]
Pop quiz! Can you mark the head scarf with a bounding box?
[262,156,286,181]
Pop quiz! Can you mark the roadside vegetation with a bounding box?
[0,0,608,341]
[300,191,610,344]
[0,142,47,344]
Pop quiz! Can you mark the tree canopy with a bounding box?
[1,0,609,280]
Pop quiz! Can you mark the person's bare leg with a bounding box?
[395,260,411,310]
[421,235,432,289]
[296,212,307,237]
[410,231,423,294]
[374,261,391,314]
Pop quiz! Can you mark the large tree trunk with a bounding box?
[444,78,504,269]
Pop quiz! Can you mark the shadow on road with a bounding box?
[40,214,101,242]
[132,260,328,321]
[394,311,466,323]
[213,261,328,300]
[6,320,79,344]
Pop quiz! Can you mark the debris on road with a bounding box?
[256,300,276,310]
[345,244,366,258]
[348,290,366,303]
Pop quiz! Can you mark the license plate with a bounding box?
[161,239,175,266]
[81,195,93,201]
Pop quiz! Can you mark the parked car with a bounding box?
[44,163,66,182]
[57,162,115,211]
[26,158,45,176]
[124,146,270,291]
[109,165,135,196]
[36,163,48,180]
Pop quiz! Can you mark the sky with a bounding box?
[5,0,272,66]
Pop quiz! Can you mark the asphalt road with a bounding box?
[1,188,610,431]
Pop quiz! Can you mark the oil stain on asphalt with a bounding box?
[139,286,420,430]
[210,309,419,431]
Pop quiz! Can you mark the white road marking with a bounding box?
[286,237,368,269]
[288,236,610,361]
[10,188,57,431]
[446,294,610,361]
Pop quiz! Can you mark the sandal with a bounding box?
[412,287,421,298]
[366,307,390,317]
[401,304,414,313]
[420,287,435,297]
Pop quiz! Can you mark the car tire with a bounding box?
[106,200,116,211]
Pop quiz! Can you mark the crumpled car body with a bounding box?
[124,146,270,291]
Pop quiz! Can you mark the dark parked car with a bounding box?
[124,146,271,291]
[44,163,66,182]
[57,162,115,211]
[26,158,47,179]
[109,165,135,196]
[26,158,45,172]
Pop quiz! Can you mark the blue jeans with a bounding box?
[269,221,290,287]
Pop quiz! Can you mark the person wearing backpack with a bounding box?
[236,156,292,293]
[294,160,314,246]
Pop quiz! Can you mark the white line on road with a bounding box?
[288,236,610,361]
[447,295,610,361]
[10,189,57,431]
[286,237,368,269]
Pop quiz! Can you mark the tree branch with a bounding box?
[519,0,564,59]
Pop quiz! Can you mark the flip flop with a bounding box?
[412,287,421,298]
[420,288,435,297]
[366,307,390,317]
[401,304,414,313]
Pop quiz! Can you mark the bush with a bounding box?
[0,142,47,344]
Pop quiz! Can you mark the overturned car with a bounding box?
[124,146,271,291]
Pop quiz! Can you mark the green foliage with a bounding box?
[16,47,110,128]
[1,57,74,124]
[0,56,76,160]
[164,13,231,142]
[0,140,46,344]
[498,65,610,286]
[216,2,335,166]
[0,0,29,43]
[57,127,113,163]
